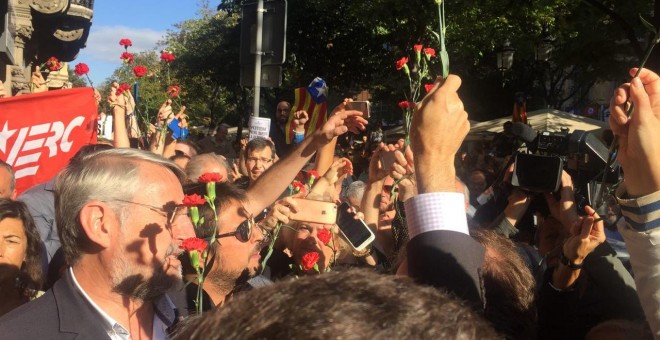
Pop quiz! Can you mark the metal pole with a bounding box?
[252,0,264,117]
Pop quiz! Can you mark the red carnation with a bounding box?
[120,52,134,64]
[413,44,423,52]
[398,101,411,110]
[179,237,208,253]
[198,172,223,183]
[424,84,434,93]
[73,63,89,76]
[395,57,408,71]
[301,252,320,271]
[317,228,332,245]
[306,170,320,181]
[119,38,133,47]
[291,181,305,193]
[46,57,62,71]
[167,85,181,98]
[423,47,436,58]
[133,65,148,77]
[160,52,176,63]
[116,83,131,96]
[183,194,206,207]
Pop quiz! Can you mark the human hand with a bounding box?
[367,144,390,184]
[390,145,417,200]
[240,137,248,151]
[93,88,101,104]
[31,66,48,93]
[562,205,606,265]
[315,99,368,145]
[544,171,579,231]
[323,158,353,185]
[292,110,309,130]
[411,75,469,193]
[158,99,174,125]
[262,196,300,231]
[609,68,660,197]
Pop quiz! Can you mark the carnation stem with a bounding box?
[260,222,282,274]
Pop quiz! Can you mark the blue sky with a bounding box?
[75,1,205,85]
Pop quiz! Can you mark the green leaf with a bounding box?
[639,14,658,35]
[440,51,450,79]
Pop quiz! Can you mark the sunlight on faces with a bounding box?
[208,201,265,286]
[0,217,27,283]
[290,222,335,272]
[109,164,190,300]
[247,147,274,182]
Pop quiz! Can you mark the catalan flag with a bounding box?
[285,77,329,144]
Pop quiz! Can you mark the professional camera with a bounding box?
[510,123,619,204]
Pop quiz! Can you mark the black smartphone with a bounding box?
[336,202,375,251]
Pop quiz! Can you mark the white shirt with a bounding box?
[70,268,173,340]
[403,192,469,239]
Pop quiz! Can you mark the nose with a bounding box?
[251,224,264,243]
[172,215,196,242]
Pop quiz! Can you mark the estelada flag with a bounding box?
[285,77,328,144]
[0,88,98,195]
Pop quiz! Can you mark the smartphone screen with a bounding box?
[336,202,375,250]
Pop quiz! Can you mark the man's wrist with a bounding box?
[415,157,455,193]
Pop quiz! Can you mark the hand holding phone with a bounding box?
[337,202,375,251]
[289,198,337,225]
[346,101,370,119]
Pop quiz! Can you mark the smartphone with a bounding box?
[347,101,370,119]
[289,198,338,225]
[336,202,375,251]
[380,150,397,172]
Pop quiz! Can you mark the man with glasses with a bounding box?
[245,138,276,188]
[0,148,195,339]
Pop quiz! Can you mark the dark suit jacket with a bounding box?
[406,230,485,307]
[0,270,110,339]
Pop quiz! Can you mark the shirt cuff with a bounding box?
[615,183,660,231]
[404,192,469,239]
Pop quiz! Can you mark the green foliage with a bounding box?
[98,0,656,124]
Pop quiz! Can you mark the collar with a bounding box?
[69,268,178,337]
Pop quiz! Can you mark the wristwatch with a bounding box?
[559,248,583,270]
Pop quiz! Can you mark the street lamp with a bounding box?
[497,40,515,72]
[535,27,554,62]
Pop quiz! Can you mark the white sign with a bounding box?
[248,116,271,141]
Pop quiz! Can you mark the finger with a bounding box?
[579,216,594,240]
[178,106,187,115]
[161,99,172,109]
[393,150,407,166]
[437,74,462,94]
[609,85,630,126]
[629,77,653,125]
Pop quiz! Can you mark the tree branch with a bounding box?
[581,0,644,58]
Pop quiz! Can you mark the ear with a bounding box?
[10,189,17,200]
[78,201,116,249]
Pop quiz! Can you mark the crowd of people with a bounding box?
[0,67,658,339]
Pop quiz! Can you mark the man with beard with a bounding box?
[269,101,292,158]
[183,102,368,311]
[0,149,195,339]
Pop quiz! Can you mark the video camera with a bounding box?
[509,123,619,204]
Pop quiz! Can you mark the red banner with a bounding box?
[0,88,98,195]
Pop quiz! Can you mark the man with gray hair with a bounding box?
[0,148,195,339]
[185,153,230,183]
[345,180,366,211]
[0,159,17,199]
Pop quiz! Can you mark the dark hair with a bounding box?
[173,269,499,339]
[0,199,44,297]
[183,182,247,239]
[245,137,275,158]
[472,230,537,339]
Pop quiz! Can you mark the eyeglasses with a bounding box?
[246,157,273,165]
[216,216,256,243]
[111,199,185,225]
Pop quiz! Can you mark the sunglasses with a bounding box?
[216,216,256,243]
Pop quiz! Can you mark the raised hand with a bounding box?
[544,170,579,231]
[262,196,300,231]
[31,66,48,93]
[316,103,367,144]
[292,110,309,130]
[562,205,606,265]
[411,75,469,193]
[390,145,417,200]
[609,68,660,197]
[158,99,174,124]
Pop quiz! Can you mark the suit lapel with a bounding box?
[52,271,111,339]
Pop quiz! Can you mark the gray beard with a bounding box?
[111,245,181,301]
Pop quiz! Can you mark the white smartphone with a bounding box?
[336,202,375,251]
